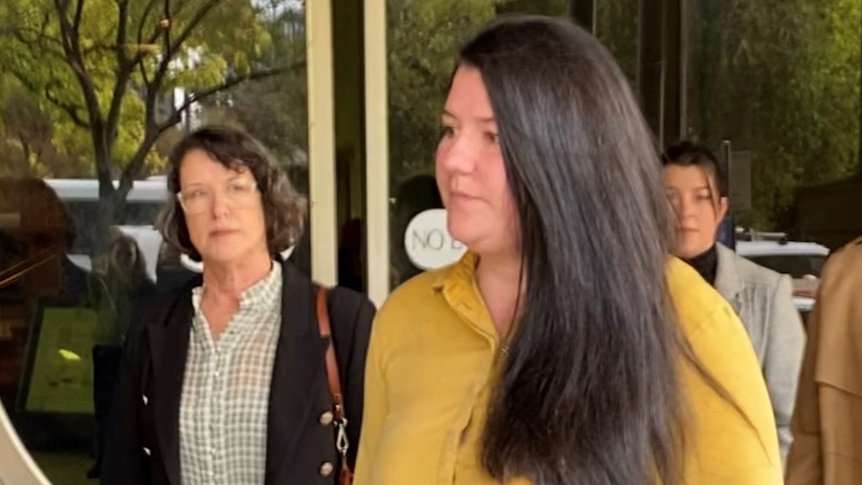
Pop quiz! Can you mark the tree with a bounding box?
[214,4,308,184]
[0,0,304,251]
[387,0,509,188]
[686,0,861,229]
[858,8,862,175]
[595,0,638,82]
[0,76,98,178]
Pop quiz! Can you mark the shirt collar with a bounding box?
[433,252,498,342]
[191,261,282,329]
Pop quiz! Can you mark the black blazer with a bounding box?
[101,261,376,485]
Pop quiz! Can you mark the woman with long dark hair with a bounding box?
[354,15,781,485]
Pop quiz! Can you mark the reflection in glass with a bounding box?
[0,0,308,481]
[686,0,861,241]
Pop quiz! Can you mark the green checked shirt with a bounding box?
[179,262,282,485]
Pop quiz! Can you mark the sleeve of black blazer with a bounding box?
[100,298,150,485]
[327,287,376,470]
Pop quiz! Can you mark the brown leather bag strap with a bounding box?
[316,287,353,485]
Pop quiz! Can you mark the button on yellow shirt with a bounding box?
[354,253,782,485]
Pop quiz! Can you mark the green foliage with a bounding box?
[0,0,305,254]
[0,0,289,187]
[387,0,501,187]
[687,0,861,229]
[211,5,307,175]
[596,0,639,81]
[0,0,858,239]
[386,0,576,188]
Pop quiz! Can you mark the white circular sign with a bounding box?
[404,209,466,270]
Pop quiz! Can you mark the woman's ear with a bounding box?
[717,196,730,222]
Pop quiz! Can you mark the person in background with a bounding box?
[102,126,376,485]
[662,140,805,466]
[786,237,862,485]
[87,229,157,478]
[354,15,782,485]
[89,229,158,346]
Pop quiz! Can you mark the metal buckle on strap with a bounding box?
[335,418,349,456]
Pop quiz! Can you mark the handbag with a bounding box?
[316,287,354,485]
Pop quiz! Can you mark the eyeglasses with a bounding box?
[177,180,259,215]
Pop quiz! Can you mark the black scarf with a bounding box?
[684,244,718,286]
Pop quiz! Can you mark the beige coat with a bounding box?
[786,237,862,485]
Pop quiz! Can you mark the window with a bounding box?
[0,0,308,481]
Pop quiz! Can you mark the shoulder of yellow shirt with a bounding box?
[372,268,447,349]
[378,257,735,341]
[374,257,781,476]
[664,257,739,338]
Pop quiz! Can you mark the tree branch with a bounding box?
[82,41,117,57]
[168,0,223,53]
[52,0,72,53]
[3,9,67,60]
[73,0,85,31]
[52,0,110,190]
[51,0,101,125]
[151,0,222,95]
[130,0,193,68]
[123,62,302,195]
[4,66,89,130]
[134,0,159,85]
[105,0,133,153]
[162,0,172,48]
[43,88,90,128]
[168,65,299,130]
[114,0,129,66]
[142,0,225,145]
[142,0,173,116]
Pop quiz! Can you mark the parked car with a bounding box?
[735,237,830,316]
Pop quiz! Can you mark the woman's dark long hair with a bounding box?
[460,16,687,484]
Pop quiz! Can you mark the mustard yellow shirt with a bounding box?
[354,253,783,485]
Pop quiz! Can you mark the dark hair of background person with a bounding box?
[661,140,729,201]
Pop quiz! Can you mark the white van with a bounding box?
[46,178,293,279]
[46,178,169,280]
[735,237,830,313]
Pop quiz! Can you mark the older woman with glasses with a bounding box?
[102,126,376,485]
